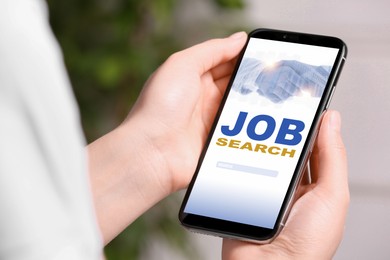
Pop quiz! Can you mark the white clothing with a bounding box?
[0,0,102,259]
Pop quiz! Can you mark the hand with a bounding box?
[126,31,248,193]
[88,32,247,243]
[222,110,349,259]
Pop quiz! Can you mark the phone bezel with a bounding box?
[179,28,347,242]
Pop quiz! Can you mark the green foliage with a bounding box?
[47,0,245,259]
[48,0,180,141]
[216,0,245,9]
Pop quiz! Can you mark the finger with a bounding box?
[173,31,247,75]
[210,57,239,81]
[315,110,349,199]
[201,72,236,102]
[214,74,233,95]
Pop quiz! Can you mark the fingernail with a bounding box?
[329,110,341,131]
[228,31,246,40]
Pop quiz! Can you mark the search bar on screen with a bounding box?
[216,161,278,177]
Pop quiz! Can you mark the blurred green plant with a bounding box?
[48,0,182,141]
[216,0,245,9]
[47,0,245,259]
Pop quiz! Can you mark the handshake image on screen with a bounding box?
[232,58,332,103]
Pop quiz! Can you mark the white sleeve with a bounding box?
[0,0,102,259]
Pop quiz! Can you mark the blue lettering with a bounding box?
[275,119,305,145]
[220,111,305,146]
[221,111,248,136]
[247,115,276,141]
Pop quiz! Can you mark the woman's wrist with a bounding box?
[87,116,172,244]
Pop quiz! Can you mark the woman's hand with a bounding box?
[87,32,247,243]
[222,110,349,260]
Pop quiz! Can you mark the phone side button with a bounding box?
[325,86,336,109]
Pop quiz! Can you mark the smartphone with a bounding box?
[179,28,347,243]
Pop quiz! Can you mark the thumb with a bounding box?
[314,110,349,200]
[174,31,247,75]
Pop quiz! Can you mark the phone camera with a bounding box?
[283,34,288,39]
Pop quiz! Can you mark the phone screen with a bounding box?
[180,29,346,241]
